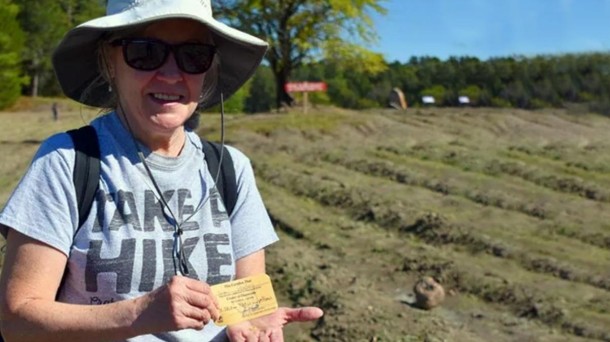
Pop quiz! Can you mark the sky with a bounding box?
[370,0,610,62]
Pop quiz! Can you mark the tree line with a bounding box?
[2,0,610,115]
[240,53,610,113]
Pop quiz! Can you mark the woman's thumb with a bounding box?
[283,307,324,322]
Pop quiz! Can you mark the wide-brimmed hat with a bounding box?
[52,0,268,109]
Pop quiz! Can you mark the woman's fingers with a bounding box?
[183,291,220,320]
[269,329,283,342]
[139,276,222,331]
[166,276,220,321]
[258,329,272,342]
[244,329,258,342]
[227,330,252,342]
[184,305,212,324]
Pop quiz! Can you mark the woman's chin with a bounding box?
[150,112,188,127]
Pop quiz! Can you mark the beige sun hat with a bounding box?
[52,0,268,109]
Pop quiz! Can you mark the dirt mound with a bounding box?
[413,276,446,310]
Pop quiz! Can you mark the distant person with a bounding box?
[51,102,59,121]
[0,0,322,341]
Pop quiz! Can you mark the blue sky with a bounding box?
[370,0,610,62]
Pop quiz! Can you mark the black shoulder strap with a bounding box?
[66,127,236,229]
[67,126,100,229]
[200,139,237,216]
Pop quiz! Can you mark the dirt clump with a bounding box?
[413,276,446,310]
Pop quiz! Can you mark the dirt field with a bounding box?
[1,104,610,341]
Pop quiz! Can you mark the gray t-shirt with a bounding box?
[0,112,279,341]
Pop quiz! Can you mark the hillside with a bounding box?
[1,105,610,341]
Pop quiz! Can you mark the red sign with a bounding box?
[285,81,327,93]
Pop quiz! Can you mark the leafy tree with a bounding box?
[326,75,360,108]
[307,89,332,106]
[215,0,386,110]
[491,97,512,108]
[414,56,442,91]
[222,79,251,113]
[488,57,515,94]
[323,40,387,76]
[389,63,419,106]
[439,57,461,90]
[458,56,482,86]
[553,73,577,102]
[501,80,530,108]
[14,0,104,96]
[532,79,560,107]
[0,0,28,109]
[61,0,105,26]
[367,75,393,108]
[459,85,483,106]
[204,78,252,114]
[245,65,276,113]
[421,85,446,106]
[14,0,68,96]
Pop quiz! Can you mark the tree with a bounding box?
[0,0,28,109]
[414,56,442,92]
[215,0,386,110]
[14,0,68,96]
[223,78,252,113]
[421,85,447,106]
[245,65,276,113]
[62,0,106,26]
[326,75,360,108]
[388,62,419,106]
[14,0,104,97]
[501,80,529,108]
[459,85,483,106]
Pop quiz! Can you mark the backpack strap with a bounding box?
[200,139,237,216]
[67,126,100,230]
[67,127,237,228]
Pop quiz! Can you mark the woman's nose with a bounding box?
[156,52,183,83]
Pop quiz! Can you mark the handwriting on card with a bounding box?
[211,274,278,326]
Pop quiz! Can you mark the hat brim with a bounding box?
[52,5,268,109]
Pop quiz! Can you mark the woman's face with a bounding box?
[109,19,211,141]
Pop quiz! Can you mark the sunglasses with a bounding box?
[111,38,216,74]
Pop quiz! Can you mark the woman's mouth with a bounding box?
[150,93,182,102]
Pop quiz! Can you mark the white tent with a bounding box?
[458,96,470,104]
[422,96,435,104]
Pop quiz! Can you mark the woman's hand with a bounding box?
[226,306,323,342]
[133,275,221,334]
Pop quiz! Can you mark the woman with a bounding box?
[0,0,322,341]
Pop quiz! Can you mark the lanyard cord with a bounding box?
[136,149,190,275]
[135,92,225,275]
[118,107,192,275]
[116,95,226,276]
[105,51,227,276]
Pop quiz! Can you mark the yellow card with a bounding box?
[211,273,278,326]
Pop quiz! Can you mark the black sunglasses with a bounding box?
[111,38,216,74]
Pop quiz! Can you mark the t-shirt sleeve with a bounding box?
[226,146,278,260]
[0,132,78,256]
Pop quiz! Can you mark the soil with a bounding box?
[2,106,609,341]
[217,107,610,342]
